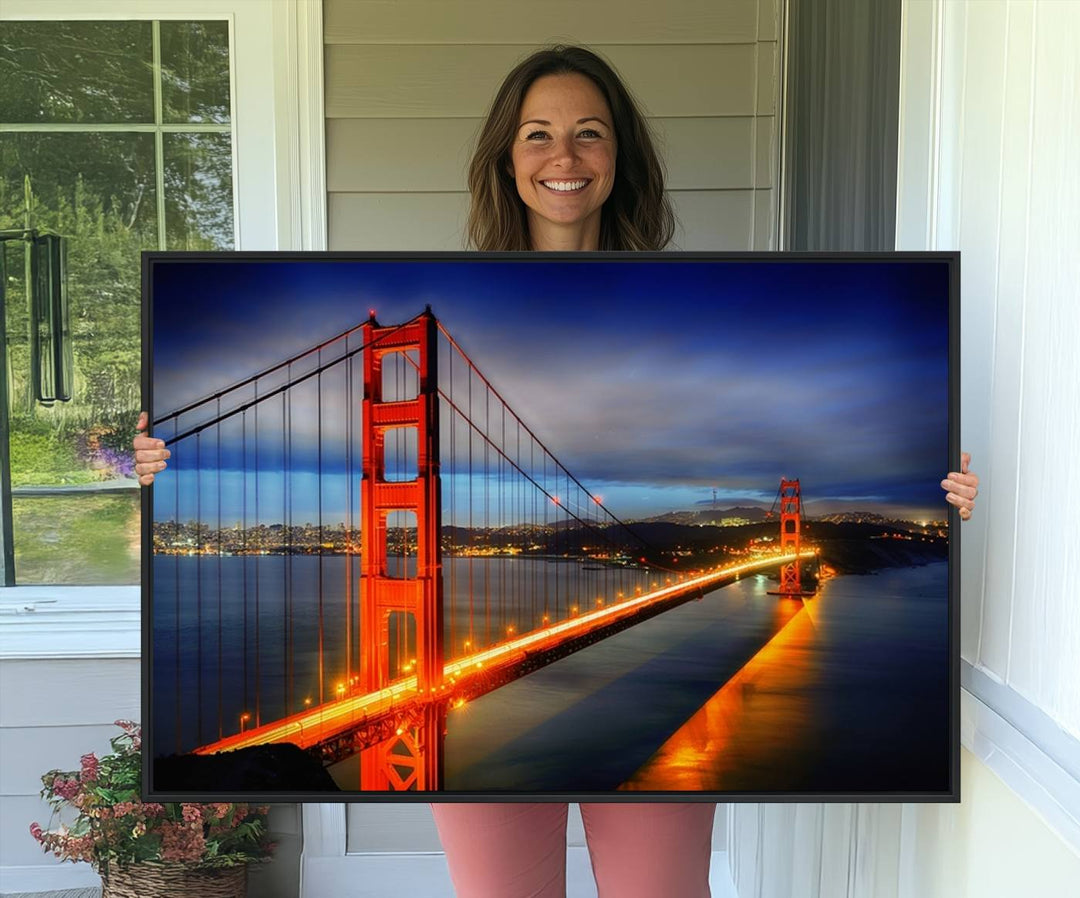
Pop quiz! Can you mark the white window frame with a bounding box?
[0,0,325,650]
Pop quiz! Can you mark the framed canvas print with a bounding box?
[142,252,959,802]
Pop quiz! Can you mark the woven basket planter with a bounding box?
[100,862,247,898]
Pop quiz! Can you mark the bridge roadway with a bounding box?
[195,550,815,757]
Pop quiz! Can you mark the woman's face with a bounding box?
[509,73,617,248]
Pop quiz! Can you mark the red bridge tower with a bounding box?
[359,309,445,789]
[778,478,803,594]
[768,478,814,597]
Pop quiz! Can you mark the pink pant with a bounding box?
[431,802,716,898]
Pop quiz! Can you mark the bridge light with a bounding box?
[304,697,312,707]
[240,712,251,733]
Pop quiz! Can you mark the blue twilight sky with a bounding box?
[151,257,951,523]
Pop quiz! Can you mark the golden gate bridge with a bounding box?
[151,308,816,790]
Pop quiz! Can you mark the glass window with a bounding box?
[0,22,155,124]
[163,132,234,250]
[0,19,234,584]
[160,21,231,125]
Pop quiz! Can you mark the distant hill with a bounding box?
[637,505,772,526]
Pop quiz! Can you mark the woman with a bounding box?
[135,45,979,898]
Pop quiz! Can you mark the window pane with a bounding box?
[12,493,140,585]
[160,21,232,124]
[164,133,235,250]
[0,22,154,124]
[1,131,157,419]
[1,19,235,586]
[0,132,159,242]
[2,132,155,586]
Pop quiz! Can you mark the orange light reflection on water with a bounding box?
[620,595,819,791]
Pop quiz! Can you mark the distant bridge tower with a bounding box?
[359,308,445,789]
[772,478,814,597]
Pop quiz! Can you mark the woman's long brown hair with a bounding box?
[467,46,675,252]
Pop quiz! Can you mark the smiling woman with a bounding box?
[509,73,617,249]
[465,45,673,253]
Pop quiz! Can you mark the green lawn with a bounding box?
[13,492,141,585]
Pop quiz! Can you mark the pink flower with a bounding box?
[63,834,94,863]
[52,777,80,801]
[159,821,206,863]
[80,753,99,782]
[181,804,202,824]
[29,822,43,842]
[113,719,142,750]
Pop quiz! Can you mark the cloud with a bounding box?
[154,259,950,519]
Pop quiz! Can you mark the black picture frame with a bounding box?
[142,250,960,804]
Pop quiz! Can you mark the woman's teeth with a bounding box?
[542,180,588,192]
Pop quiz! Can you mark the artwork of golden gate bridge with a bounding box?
[147,257,953,797]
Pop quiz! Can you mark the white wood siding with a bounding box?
[324,0,781,252]
[0,655,141,881]
[896,0,1080,740]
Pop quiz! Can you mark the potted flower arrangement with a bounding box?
[30,720,274,898]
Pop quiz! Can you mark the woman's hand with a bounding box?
[133,411,170,487]
[941,451,979,521]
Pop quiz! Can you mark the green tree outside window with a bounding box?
[0,20,234,584]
